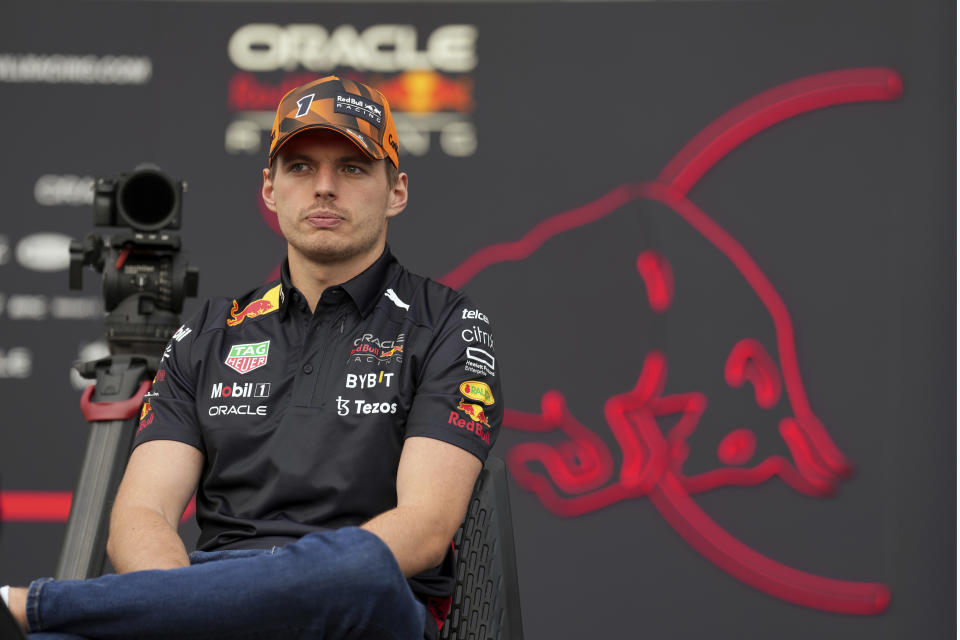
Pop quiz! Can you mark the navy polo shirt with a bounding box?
[133,247,501,624]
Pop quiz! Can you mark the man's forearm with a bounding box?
[362,506,451,578]
[107,506,190,573]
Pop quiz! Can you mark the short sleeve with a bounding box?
[132,303,209,455]
[404,297,502,462]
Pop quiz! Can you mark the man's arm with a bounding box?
[106,440,204,573]
[362,436,482,577]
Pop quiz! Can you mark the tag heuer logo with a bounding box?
[225,340,270,374]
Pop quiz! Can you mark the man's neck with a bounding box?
[287,246,383,312]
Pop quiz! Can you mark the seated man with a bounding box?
[2,75,501,640]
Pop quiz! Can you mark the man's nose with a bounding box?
[313,164,338,197]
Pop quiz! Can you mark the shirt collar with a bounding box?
[279,246,399,318]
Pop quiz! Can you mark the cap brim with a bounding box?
[269,124,387,167]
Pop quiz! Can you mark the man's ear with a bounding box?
[386,172,408,220]
[261,168,277,212]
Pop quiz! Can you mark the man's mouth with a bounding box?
[305,210,344,229]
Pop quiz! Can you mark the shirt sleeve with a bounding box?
[132,302,210,455]
[404,296,502,462]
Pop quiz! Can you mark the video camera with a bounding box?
[69,164,199,357]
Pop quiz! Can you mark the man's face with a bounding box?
[261,128,407,266]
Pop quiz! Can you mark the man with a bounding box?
[2,75,501,639]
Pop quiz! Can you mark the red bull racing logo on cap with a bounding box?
[225,340,270,375]
[227,285,281,327]
[439,68,900,616]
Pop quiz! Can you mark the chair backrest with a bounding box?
[440,456,524,640]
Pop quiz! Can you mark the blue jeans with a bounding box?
[26,527,426,639]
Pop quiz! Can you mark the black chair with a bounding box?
[441,457,524,640]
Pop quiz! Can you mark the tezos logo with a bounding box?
[224,340,270,374]
[335,395,398,417]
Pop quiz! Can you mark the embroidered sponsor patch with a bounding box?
[334,92,384,128]
[224,340,270,374]
[137,401,154,432]
[460,380,494,405]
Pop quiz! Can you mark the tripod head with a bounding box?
[69,164,199,359]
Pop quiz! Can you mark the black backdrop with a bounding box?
[0,1,954,638]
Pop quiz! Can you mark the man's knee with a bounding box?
[283,528,409,608]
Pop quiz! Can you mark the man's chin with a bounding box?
[289,239,380,267]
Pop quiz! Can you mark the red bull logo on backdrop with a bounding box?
[440,68,901,616]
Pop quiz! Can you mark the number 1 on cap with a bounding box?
[295,93,315,118]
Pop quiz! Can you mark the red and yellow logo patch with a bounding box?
[227,284,282,327]
[459,381,494,405]
[137,401,154,432]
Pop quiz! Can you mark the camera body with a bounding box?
[93,165,184,232]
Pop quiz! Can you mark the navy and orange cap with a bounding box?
[268,75,400,169]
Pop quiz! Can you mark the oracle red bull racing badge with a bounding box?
[226,284,281,327]
[225,340,270,374]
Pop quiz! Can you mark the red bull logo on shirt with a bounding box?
[137,400,154,433]
[439,68,900,616]
[450,399,491,443]
[226,285,282,327]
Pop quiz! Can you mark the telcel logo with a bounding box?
[228,24,477,73]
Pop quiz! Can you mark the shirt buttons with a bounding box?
[302,364,314,374]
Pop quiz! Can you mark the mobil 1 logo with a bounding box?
[211,381,271,399]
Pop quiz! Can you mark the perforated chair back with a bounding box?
[440,457,524,640]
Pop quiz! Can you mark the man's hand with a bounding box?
[107,440,203,573]
[362,437,482,577]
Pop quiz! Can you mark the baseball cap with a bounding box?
[268,75,399,169]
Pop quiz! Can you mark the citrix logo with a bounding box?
[461,325,493,348]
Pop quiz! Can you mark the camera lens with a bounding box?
[117,169,179,231]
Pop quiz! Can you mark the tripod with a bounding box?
[54,296,181,580]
